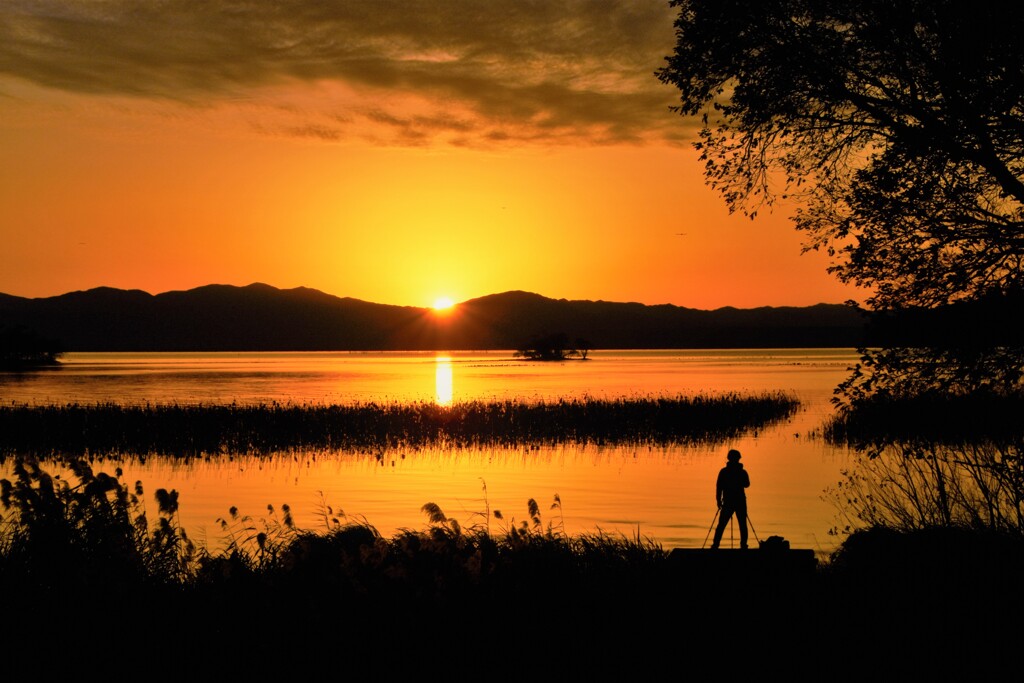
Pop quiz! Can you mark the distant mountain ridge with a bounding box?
[0,283,870,351]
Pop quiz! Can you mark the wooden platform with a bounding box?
[668,547,818,578]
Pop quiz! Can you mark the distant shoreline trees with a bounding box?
[0,325,63,370]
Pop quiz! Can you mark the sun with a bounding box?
[432,296,455,311]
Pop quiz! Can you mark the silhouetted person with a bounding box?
[711,448,750,549]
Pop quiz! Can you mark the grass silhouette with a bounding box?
[0,393,799,460]
[1,458,1022,678]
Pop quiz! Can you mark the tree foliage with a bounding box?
[515,332,585,361]
[657,0,1024,311]
[0,325,63,369]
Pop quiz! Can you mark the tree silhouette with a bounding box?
[0,325,63,369]
[514,332,581,361]
[658,1,1024,392]
[574,337,593,360]
[658,0,1024,312]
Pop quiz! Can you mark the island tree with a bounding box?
[574,337,593,360]
[515,332,583,361]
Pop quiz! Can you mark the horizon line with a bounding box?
[0,281,864,313]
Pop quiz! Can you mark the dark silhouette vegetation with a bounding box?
[0,393,799,460]
[822,389,1024,536]
[514,332,592,361]
[861,290,1024,350]
[823,391,1024,450]
[659,0,1024,390]
[0,325,63,370]
[659,0,1024,314]
[0,459,1019,678]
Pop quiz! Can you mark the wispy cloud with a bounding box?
[0,1,693,146]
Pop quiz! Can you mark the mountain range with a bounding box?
[0,283,870,351]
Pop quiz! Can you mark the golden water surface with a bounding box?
[1,349,858,557]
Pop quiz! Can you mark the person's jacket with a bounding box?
[716,461,749,506]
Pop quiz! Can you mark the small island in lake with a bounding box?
[514,332,593,361]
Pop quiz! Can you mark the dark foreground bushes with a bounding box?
[2,460,1022,679]
[824,390,1024,448]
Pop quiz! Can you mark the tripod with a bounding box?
[702,507,761,548]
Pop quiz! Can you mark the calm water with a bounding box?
[1,349,859,557]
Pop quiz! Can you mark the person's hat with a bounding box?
[727,449,741,461]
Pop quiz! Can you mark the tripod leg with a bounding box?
[702,507,720,548]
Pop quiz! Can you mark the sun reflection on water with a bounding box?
[435,355,453,405]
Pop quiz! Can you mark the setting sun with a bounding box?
[0,3,864,312]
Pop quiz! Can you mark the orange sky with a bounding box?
[0,1,862,310]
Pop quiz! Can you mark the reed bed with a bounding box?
[823,391,1024,448]
[0,392,799,459]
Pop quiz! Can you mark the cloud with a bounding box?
[0,0,698,146]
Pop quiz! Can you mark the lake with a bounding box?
[0,349,859,558]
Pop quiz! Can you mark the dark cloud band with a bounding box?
[0,0,696,145]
